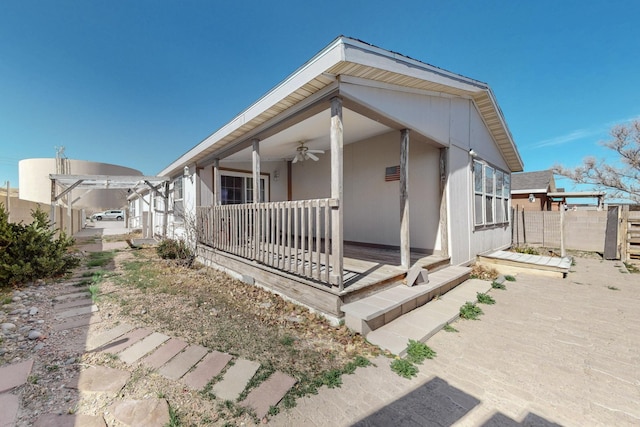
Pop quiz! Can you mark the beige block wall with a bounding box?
[4,196,84,236]
[513,210,607,252]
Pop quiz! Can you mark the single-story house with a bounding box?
[511,170,605,211]
[129,36,524,321]
[511,170,558,211]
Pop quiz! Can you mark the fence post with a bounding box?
[560,206,566,257]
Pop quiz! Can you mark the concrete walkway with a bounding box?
[270,258,640,426]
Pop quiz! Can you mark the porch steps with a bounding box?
[365,278,492,356]
[341,265,471,337]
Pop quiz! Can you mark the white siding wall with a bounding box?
[340,82,452,146]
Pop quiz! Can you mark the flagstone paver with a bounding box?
[240,371,297,419]
[183,350,233,390]
[158,345,208,380]
[0,359,33,393]
[212,359,261,401]
[96,328,152,354]
[0,393,19,427]
[86,323,135,351]
[66,366,130,393]
[53,291,91,302]
[53,313,103,331]
[55,304,98,319]
[108,398,169,427]
[141,338,188,369]
[118,332,170,364]
[32,414,107,427]
[53,297,94,310]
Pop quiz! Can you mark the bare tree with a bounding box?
[554,120,640,203]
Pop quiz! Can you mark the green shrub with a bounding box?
[459,302,483,320]
[0,204,80,287]
[390,359,418,378]
[406,339,436,364]
[156,238,193,260]
[476,292,496,305]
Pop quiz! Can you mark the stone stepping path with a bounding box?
[55,304,98,319]
[0,359,34,393]
[142,338,188,369]
[118,332,170,364]
[107,398,169,427]
[158,344,209,380]
[241,371,297,419]
[183,350,233,390]
[92,323,298,418]
[66,365,131,393]
[0,393,20,427]
[33,413,106,427]
[212,359,261,401]
[1,256,298,425]
[52,313,103,331]
[96,328,151,354]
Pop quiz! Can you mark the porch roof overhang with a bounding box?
[160,36,523,178]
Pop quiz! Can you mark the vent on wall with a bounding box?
[385,165,400,182]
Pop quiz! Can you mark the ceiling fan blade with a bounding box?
[306,152,319,161]
[307,149,324,154]
[292,154,299,163]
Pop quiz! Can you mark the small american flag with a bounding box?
[385,165,400,182]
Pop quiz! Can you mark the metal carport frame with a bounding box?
[49,174,170,237]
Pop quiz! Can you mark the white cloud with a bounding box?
[530,114,640,149]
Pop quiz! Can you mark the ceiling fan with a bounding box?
[292,141,324,163]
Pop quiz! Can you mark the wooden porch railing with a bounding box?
[196,198,339,285]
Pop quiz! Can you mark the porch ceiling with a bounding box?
[222,107,392,162]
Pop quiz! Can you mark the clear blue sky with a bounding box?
[1,1,638,193]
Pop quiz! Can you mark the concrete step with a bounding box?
[96,328,152,354]
[366,278,493,356]
[342,265,471,335]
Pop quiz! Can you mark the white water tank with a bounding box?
[19,158,143,211]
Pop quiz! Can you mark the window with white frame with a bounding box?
[473,160,510,226]
[172,177,184,219]
[220,171,267,205]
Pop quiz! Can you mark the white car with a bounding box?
[92,210,125,221]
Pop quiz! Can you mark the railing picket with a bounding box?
[324,200,331,283]
[314,201,320,280]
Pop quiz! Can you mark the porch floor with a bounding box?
[341,245,449,293]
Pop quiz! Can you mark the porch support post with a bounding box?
[252,139,260,202]
[162,181,169,238]
[439,148,449,258]
[252,139,260,260]
[213,159,221,206]
[400,129,410,269]
[50,179,56,231]
[330,96,344,289]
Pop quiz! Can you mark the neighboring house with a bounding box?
[131,36,524,320]
[511,170,558,211]
[511,170,605,211]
